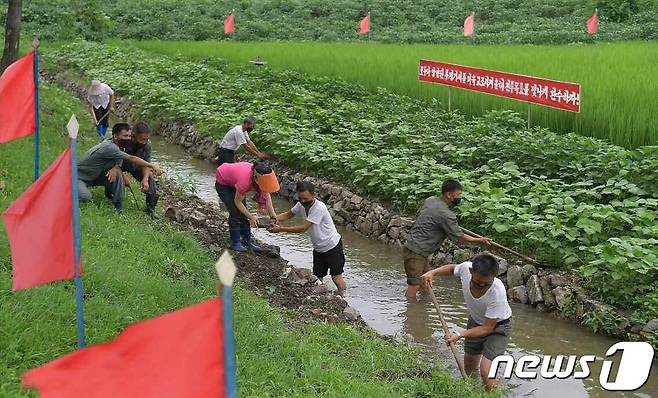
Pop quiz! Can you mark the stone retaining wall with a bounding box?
[43,69,657,347]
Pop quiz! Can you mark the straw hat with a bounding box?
[255,170,280,193]
[88,80,104,96]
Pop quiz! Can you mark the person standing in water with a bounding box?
[217,116,269,165]
[421,253,512,391]
[403,179,491,299]
[268,181,347,292]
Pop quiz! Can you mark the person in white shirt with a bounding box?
[217,116,268,164]
[421,253,512,391]
[268,181,347,291]
[87,79,115,140]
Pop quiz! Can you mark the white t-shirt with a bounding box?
[220,125,250,151]
[453,261,512,325]
[87,83,114,109]
[291,200,341,253]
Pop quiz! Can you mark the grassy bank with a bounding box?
[130,40,658,148]
[0,82,494,396]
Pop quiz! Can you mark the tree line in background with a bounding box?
[2,0,657,44]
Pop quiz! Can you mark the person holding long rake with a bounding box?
[87,79,115,140]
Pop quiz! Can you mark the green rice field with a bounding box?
[128,40,658,148]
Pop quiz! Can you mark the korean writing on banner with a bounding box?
[418,60,581,112]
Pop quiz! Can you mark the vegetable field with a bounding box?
[49,42,658,329]
[132,40,658,148]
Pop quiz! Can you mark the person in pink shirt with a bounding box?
[215,162,280,252]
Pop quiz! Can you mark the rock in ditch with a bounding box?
[280,267,292,279]
[548,273,571,287]
[521,264,538,281]
[452,249,472,264]
[310,284,331,295]
[286,268,318,286]
[510,286,529,304]
[388,216,402,228]
[507,265,524,287]
[343,306,360,321]
[429,252,451,266]
[258,243,281,259]
[388,227,401,239]
[642,319,658,334]
[189,210,206,223]
[526,275,544,305]
[164,206,183,223]
[552,287,573,310]
[539,276,557,309]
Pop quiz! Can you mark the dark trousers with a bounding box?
[93,106,109,138]
[126,167,158,210]
[78,172,125,209]
[217,148,236,165]
[215,182,249,229]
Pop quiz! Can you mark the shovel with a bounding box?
[461,227,559,268]
[428,289,467,378]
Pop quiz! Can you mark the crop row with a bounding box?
[49,42,657,321]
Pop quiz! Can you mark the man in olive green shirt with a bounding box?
[404,179,491,299]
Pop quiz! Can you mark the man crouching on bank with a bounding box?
[421,253,512,391]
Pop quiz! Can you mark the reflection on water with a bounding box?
[151,137,657,398]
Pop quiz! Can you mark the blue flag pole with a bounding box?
[32,37,40,181]
[67,114,85,348]
[222,285,237,398]
[216,252,238,398]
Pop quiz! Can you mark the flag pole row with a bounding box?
[224,10,600,36]
[1,41,239,395]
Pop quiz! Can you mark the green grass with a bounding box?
[0,83,495,397]
[129,40,658,148]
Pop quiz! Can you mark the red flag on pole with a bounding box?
[0,51,36,143]
[588,11,598,34]
[359,14,370,34]
[224,12,235,34]
[22,298,226,397]
[3,148,78,291]
[464,13,475,37]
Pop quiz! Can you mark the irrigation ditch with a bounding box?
[43,69,658,397]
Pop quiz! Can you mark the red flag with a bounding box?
[359,15,370,34]
[0,51,35,143]
[464,13,475,37]
[3,148,77,291]
[588,12,598,34]
[224,13,235,34]
[23,298,226,397]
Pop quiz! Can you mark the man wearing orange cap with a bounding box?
[215,162,280,252]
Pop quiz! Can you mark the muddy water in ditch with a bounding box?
[151,137,657,398]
